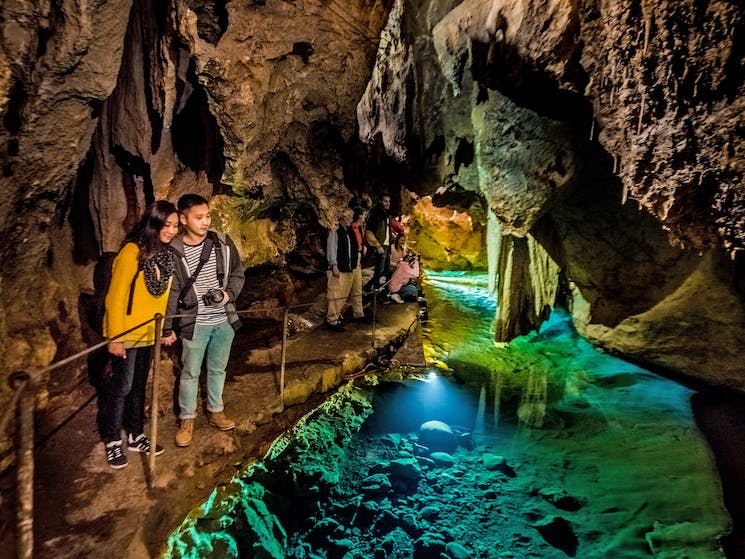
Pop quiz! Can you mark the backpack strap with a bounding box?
[211,232,225,288]
[125,269,140,316]
[177,236,214,308]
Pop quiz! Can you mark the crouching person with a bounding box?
[162,194,245,447]
[388,254,420,304]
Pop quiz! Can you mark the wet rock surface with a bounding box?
[0,303,420,558]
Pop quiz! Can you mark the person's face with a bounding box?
[382,196,391,210]
[159,212,179,243]
[180,203,212,238]
[340,213,353,227]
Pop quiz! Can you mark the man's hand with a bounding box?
[376,246,385,255]
[108,341,126,358]
[332,264,341,278]
[161,331,177,346]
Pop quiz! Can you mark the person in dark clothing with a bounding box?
[363,194,391,292]
[325,208,364,331]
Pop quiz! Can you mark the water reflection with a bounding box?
[165,271,732,559]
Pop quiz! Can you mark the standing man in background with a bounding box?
[363,194,391,292]
[163,194,245,448]
[324,207,364,331]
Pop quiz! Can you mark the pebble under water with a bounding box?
[164,271,730,559]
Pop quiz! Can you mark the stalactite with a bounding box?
[493,232,560,343]
[637,90,646,135]
[486,209,501,295]
[643,13,652,56]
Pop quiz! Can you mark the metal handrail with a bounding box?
[1,283,409,559]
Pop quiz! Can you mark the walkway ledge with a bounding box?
[6,303,421,559]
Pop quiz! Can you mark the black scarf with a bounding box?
[141,246,175,296]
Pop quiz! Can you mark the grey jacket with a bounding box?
[164,230,245,340]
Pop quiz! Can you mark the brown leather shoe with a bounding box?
[175,419,194,447]
[207,411,235,431]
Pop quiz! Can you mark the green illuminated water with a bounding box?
[414,270,730,558]
[164,271,730,559]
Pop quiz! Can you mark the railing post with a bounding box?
[9,369,41,559]
[371,291,377,349]
[279,307,289,406]
[148,314,163,486]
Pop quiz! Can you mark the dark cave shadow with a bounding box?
[691,390,745,559]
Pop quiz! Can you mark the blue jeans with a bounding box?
[178,320,235,420]
[98,346,152,443]
[364,246,390,291]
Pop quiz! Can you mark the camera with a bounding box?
[202,288,225,306]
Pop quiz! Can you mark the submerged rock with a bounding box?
[445,541,473,559]
[361,473,393,495]
[373,509,399,535]
[481,454,516,477]
[419,420,458,453]
[538,487,587,512]
[381,434,402,449]
[389,458,423,481]
[400,513,421,537]
[419,505,441,521]
[413,532,447,558]
[429,452,456,467]
[328,538,355,558]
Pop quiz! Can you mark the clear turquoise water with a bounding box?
[164,271,731,559]
[400,270,731,558]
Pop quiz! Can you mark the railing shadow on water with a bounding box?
[0,285,407,559]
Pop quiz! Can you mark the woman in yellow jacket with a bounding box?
[100,200,178,469]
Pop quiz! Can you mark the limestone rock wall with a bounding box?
[359,0,745,389]
[0,0,134,384]
[0,0,390,405]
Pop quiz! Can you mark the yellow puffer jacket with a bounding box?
[104,243,171,348]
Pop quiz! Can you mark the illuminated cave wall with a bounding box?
[357,0,745,390]
[0,0,744,415]
[0,0,391,406]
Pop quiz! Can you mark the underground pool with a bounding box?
[164,271,730,559]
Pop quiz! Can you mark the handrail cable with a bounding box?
[2,288,399,450]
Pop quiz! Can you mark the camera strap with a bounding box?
[177,237,214,308]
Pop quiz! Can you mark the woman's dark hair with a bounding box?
[124,200,178,260]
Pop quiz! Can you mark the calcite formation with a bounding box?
[359,0,745,389]
[0,0,744,412]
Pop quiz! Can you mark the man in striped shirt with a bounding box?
[163,194,245,447]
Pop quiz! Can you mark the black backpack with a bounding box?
[86,250,140,390]
[90,250,141,335]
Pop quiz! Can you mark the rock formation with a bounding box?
[0,0,744,414]
[0,0,391,401]
[358,0,745,390]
